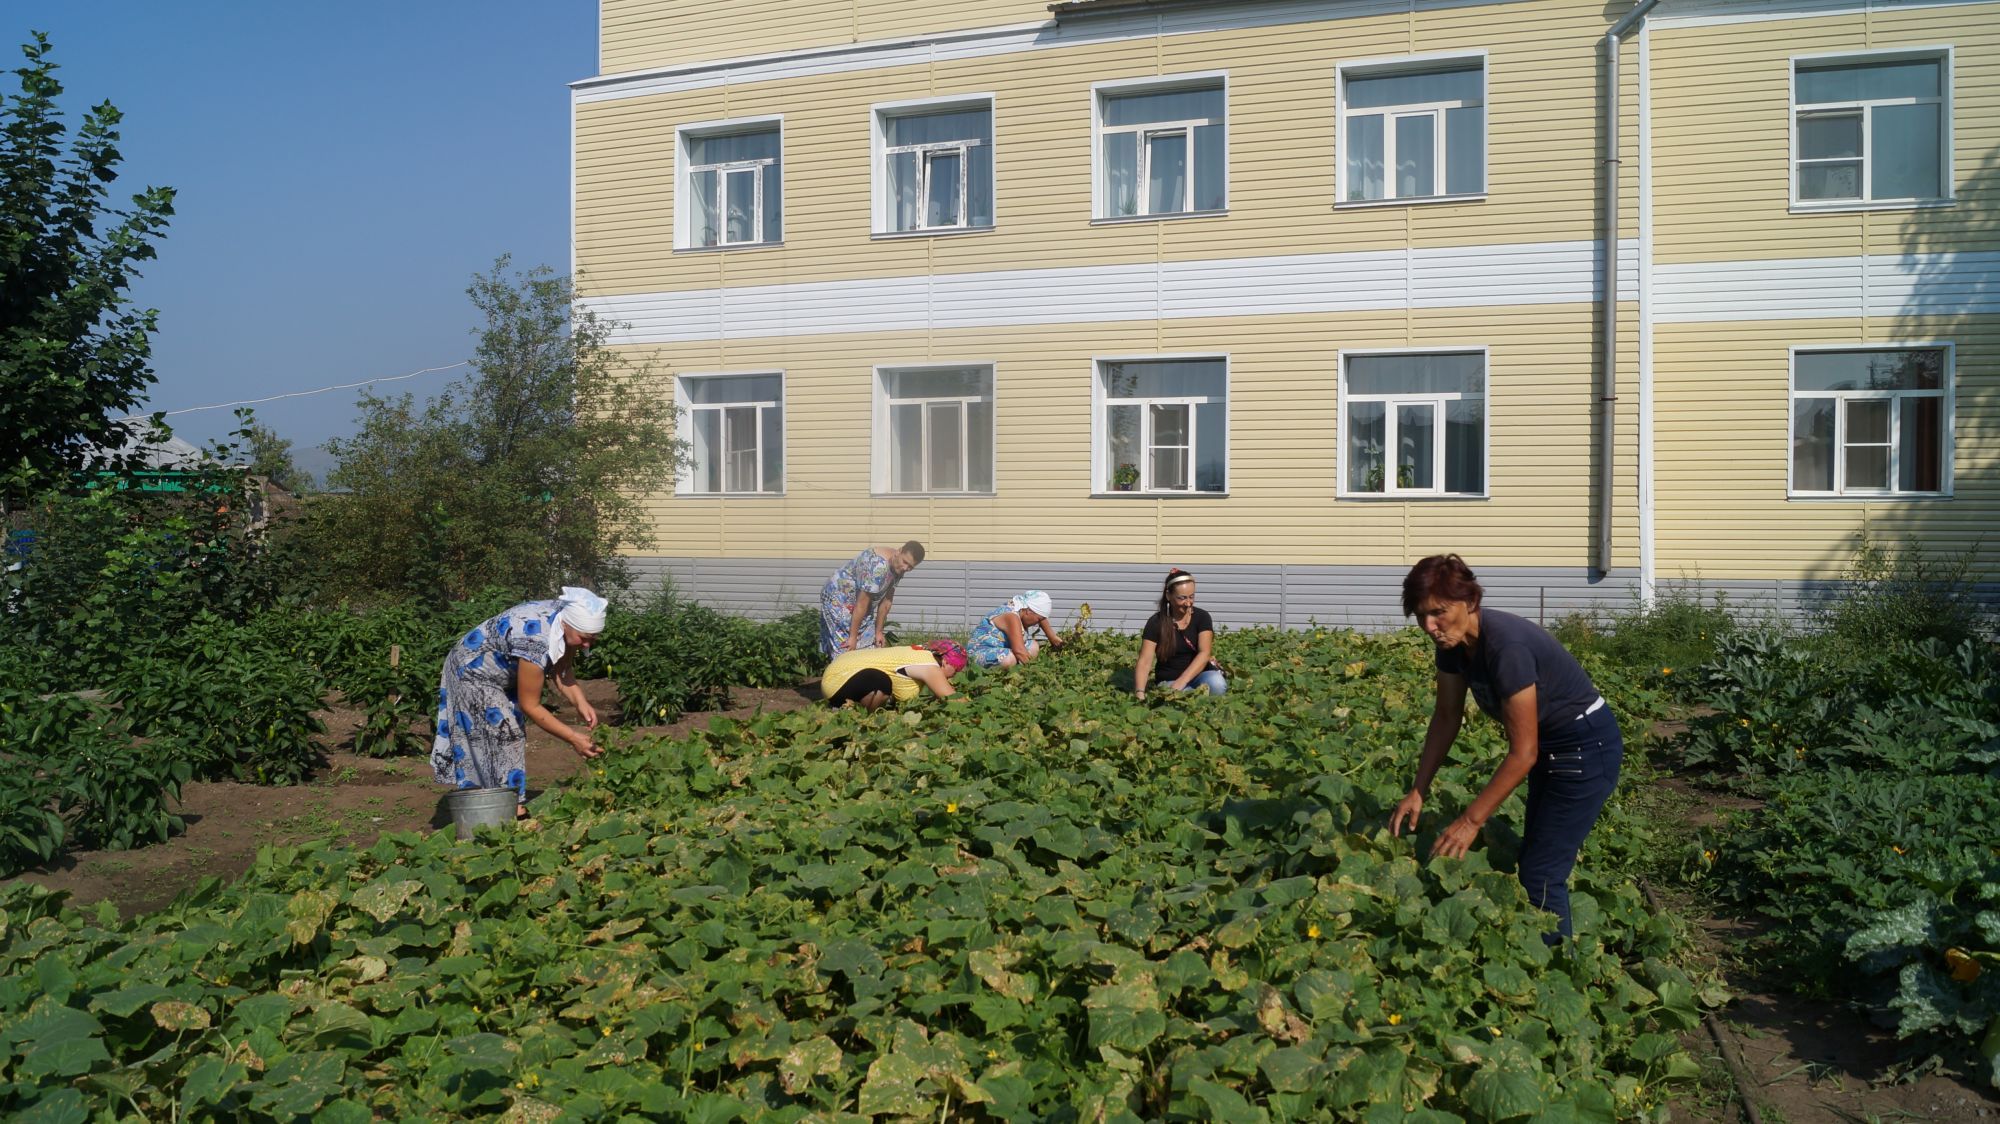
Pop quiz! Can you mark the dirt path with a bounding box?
[13,678,816,919]
[1651,779,2000,1123]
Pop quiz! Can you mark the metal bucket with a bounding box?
[445,786,518,840]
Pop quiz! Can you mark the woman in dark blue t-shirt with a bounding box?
[1386,554,1623,939]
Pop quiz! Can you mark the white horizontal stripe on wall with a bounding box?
[581,239,1642,345]
[1654,252,2000,323]
[572,0,1539,104]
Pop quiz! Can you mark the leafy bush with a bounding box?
[584,602,821,722]
[1845,863,2000,1089]
[0,624,1709,1119]
[105,620,325,785]
[1679,619,2000,1083]
[1549,585,1739,696]
[5,477,281,684]
[0,748,66,877]
[0,689,193,874]
[246,593,518,758]
[1677,630,1998,776]
[1808,532,1992,659]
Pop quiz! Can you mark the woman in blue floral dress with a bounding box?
[432,587,609,812]
[967,590,1063,669]
[819,541,924,658]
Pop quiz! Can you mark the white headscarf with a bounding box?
[1009,590,1054,622]
[558,586,608,634]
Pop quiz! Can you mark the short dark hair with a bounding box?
[1402,554,1483,617]
[902,540,926,564]
[826,668,894,708]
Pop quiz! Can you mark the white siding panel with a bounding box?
[582,238,1645,343]
[1657,252,2000,322]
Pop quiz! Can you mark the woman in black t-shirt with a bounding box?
[1387,554,1623,942]
[1134,568,1227,697]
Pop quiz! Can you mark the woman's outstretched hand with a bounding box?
[568,730,603,759]
[1430,815,1481,859]
[1388,789,1424,836]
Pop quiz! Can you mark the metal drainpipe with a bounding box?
[1600,0,1663,577]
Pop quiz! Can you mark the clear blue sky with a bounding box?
[13,2,598,479]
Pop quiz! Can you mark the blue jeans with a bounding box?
[1518,703,1623,940]
[1179,669,1227,695]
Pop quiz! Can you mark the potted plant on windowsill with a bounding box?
[1112,463,1140,492]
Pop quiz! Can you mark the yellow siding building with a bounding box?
[573,0,1999,631]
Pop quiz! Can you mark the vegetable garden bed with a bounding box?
[0,627,1710,1121]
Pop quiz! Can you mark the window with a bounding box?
[677,373,784,494]
[1791,347,1948,495]
[1341,351,1486,497]
[1095,77,1226,218]
[677,121,782,248]
[875,100,993,234]
[1794,53,1949,206]
[876,366,995,494]
[1095,358,1227,493]
[1340,59,1485,203]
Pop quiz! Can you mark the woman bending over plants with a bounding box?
[1134,568,1226,697]
[432,587,607,815]
[966,590,1064,669]
[819,541,924,658]
[821,639,966,710]
[1388,554,1623,941]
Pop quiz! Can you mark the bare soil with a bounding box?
[1672,928,2000,1122]
[1655,774,2000,1123]
[13,678,817,919]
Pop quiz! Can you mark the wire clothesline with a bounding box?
[115,361,469,421]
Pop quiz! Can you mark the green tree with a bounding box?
[0,32,175,502]
[300,258,680,602]
[242,421,315,492]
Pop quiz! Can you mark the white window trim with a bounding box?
[871,362,998,496]
[870,94,997,238]
[1090,72,1229,222]
[1788,46,1953,214]
[1786,342,1954,499]
[1090,353,1230,497]
[674,115,784,251]
[1337,346,1492,500]
[1335,51,1488,209]
[673,370,786,496]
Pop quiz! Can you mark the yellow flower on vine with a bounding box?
[1944,948,1981,982]
[1307,923,1322,939]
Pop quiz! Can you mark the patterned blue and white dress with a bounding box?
[818,549,897,657]
[431,599,567,800]
[967,603,1035,668]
